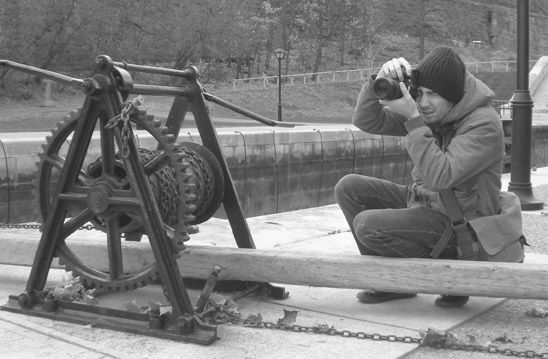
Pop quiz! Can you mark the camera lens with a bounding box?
[373,78,403,100]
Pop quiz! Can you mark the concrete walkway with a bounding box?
[0,169,547,358]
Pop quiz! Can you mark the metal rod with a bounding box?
[0,60,85,90]
[508,0,543,210]
[203,92,295,127]
[195,266,221,312]
[130,84,194,97]
[113,62,193,78]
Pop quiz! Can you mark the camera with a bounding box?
[372,75,411,100]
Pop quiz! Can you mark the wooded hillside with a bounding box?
[1,0,547,87]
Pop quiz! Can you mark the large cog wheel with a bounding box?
[35,108,196,293]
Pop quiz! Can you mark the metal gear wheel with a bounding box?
[35,108,197,293]
[180,141,224,225]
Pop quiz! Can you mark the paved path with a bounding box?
[0,168,547,358]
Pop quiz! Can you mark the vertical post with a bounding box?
[508,0,543,210]
[277,57,282,122]
[274,48,287,122]
[41,79,54,107]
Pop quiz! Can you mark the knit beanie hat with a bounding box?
[412,47,466,103]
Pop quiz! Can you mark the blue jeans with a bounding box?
[334,174,457,259]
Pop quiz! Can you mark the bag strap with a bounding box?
[439,188,466,224]
[430,224,453,258]
[438,188,479,260]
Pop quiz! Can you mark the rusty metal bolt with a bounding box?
[148,308,165,330]
[175,315,196,334]
[41,293,59,312]
[81,79,94,94]
[17,292,34,309]
[95,57,108,70]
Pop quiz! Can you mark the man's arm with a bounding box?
[352,79,408,136]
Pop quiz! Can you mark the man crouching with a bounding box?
[335,47,517,307]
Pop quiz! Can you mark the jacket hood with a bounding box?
[439,71,495,125]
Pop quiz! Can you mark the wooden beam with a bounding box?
[2,236,547,300]
[178,246,548,300]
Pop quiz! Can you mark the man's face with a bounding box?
[415,86,454,124]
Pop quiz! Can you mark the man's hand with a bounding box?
[379,82,420,120]
[377,57,413,81]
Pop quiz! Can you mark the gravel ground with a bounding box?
[405,184,548,359]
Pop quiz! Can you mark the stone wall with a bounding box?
[1,123,547,223]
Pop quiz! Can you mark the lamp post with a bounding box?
[472,40,482,58]
[274,48,287,122]
[508,0,543,210]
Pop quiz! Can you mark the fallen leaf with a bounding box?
[277,309,298,325]
[526,306,548,317]
[51,283,84,301]
[466,334,491,348]
[419,328,447,346]
[83,293,98,305]
[313,323,335,334]
[420,328,492,348]
[445,332,464,346]
[202,293,242,324]
[493,334,514,343]
[243,313,263,326]
[125,299,145,313]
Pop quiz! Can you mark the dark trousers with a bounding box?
[334,174,457,259]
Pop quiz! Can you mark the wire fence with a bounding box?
[232,60,539,91]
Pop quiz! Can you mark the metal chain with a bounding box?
[0,223,95,231]
[120,113,131,159]
[217,318,548,358]
[233,319,421,344]
[105,96,144,159]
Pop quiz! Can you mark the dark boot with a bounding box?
[434,295,469,308]
[357,291,417,304]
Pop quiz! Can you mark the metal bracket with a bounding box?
[1,295,217,345]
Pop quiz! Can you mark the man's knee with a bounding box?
[335,174,357,196]
[352,210,394,252]
[353,211,379,245]
[334,174,373,202]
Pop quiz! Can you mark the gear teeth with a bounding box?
[185,183,197,191]
[181,171,193,180]
[177,233,190,244]
[37,106,195,294]
[182,214,195,223]
[185,203,197,212]
[185,193,197,202]
[177,159,191,169]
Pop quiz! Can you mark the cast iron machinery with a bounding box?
[0,56,293,344]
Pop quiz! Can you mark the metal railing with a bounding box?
[232,68,379,90]
[491,99,512,118]
[232,60,538,91]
